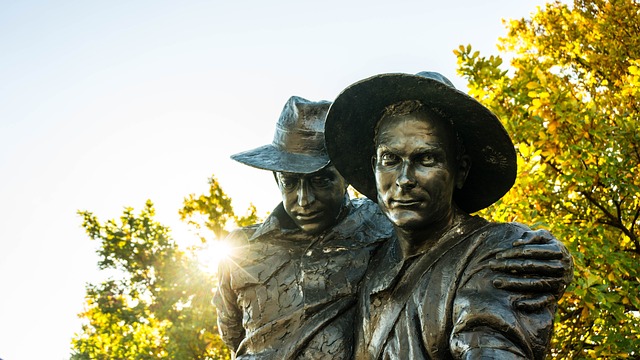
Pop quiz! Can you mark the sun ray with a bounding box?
[196,240,234,274]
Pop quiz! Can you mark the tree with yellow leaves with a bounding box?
[455,0,639,357]
[71,176,256,359]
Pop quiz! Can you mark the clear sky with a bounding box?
[0,1,552,359]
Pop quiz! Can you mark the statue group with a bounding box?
[214,71,573,359]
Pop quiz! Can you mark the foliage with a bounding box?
[179,176,259,241]
[454,0,640,358]
[72,176,258,359]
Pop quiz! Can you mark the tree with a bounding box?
[179,176,259,241]
[72,176,257,359]
[455,0,640,358]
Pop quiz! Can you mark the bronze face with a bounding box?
[276,165,347,234]
[373,111,468,232]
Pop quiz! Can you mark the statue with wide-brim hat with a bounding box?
[323,71,571,360]
[324,71,517,213]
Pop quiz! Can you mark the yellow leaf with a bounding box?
[536,69,547,85]
[623,297,630,305]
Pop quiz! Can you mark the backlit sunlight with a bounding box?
[196,240,234,274]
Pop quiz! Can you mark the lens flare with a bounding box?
[197,240,233,273]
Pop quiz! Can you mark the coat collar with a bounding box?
[366,214,489,295]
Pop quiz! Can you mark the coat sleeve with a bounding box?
[212,230,248,352]
[449,223,557,360]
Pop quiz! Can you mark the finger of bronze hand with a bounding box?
[497,244,564,260]
[493,277,566,293]
[513,294,557,312]
[490,259,566,276]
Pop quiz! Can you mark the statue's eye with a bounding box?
[311,176,332,188]
[379,153,399,166]
[418,154,436,166]
[279,176,299,190]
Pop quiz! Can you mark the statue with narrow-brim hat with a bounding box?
[324,71,573,359]
[214,95,394,359]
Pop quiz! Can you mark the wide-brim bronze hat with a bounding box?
[325,71,516,213]
[232,96,332,174]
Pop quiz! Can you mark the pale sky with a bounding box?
[0,1,552,359]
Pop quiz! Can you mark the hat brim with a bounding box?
[231,144,331,174]
[325,73,516,213]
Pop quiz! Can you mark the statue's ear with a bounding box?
[455,155,471,189]
[371,155,377,173]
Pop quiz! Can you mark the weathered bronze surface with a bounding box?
[215,87,572,359]
[215,96,393,359]
[324,71,573,359]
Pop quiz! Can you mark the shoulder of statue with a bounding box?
[224,224,261,246]
[473,220,533,249]
[348,197,385,223]
[334,197,393,244]
[349,196,373,208]
[496,221,532,236]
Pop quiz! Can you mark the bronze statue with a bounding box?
[214,96,393,359]
[215,92,572,359]
[324,71,573,359]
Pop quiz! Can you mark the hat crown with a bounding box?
[230,96,332,174]
[274,96,330,156]
[415,71,455,88]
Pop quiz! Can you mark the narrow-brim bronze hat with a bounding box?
[325,71,516,213]
[232,96,332,174]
